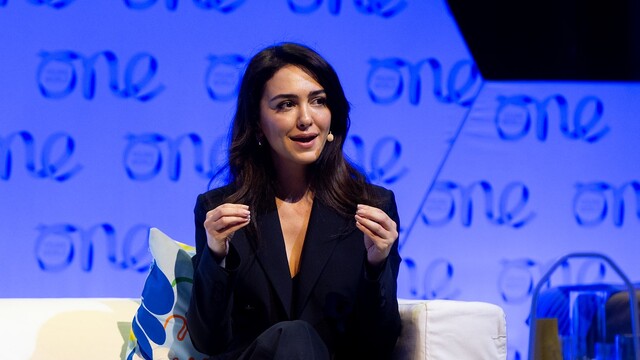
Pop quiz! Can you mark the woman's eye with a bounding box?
[312,97,327,106]
[276,100,295,111]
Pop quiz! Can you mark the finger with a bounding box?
[356,221,391,264]
[206,204,250,230]
[355,204,398,245]
[209,216,251,232]
[205,207,250,225]
[207,204,250,222]
[356,204,394,231]
[355,214,387,239]
[355,220,378,243]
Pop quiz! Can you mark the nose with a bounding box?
[297,104,312,130]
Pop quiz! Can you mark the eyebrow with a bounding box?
[268,89,326,103]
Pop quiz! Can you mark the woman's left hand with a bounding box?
[355,204,398,267]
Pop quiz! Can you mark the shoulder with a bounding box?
[195,184,236,213]
[369,184,395,204]
[368,184,398,221]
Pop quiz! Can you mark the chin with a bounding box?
[293,154,321,165]
[298,157,320,165]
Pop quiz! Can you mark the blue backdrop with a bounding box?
[1,1,639,358]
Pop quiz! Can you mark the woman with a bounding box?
[187,42,401,360]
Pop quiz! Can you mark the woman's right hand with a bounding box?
[204,203,251,259]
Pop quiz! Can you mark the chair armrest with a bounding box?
[393,299,507,360]
[0,298,140,360]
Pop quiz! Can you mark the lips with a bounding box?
[290,134,317,143]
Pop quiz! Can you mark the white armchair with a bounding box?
[395,299,507,359]
[0,297,506,360]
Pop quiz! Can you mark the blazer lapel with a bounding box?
[255,205,293,319]
[295,200,354,316]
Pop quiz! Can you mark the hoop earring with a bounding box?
[327,131,334,143]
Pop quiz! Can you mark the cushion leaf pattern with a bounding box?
[126,228,207,360]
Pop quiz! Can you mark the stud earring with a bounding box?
[327,131,334,143]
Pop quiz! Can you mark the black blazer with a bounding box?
[187,185,401,359]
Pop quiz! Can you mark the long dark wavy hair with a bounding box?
[218,42,380,227]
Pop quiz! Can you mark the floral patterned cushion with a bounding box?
[126,228,207,360]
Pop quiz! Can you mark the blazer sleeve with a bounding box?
[186,190,240,355]
[353,188,402,359]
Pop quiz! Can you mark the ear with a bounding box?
[256,118,264,133]
[255,126,264,144]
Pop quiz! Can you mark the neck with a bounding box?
[273,163,311,203]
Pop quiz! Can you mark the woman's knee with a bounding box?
[275,320,314,334]
[255,320,329,359]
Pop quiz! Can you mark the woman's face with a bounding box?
[259,65,332,172]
